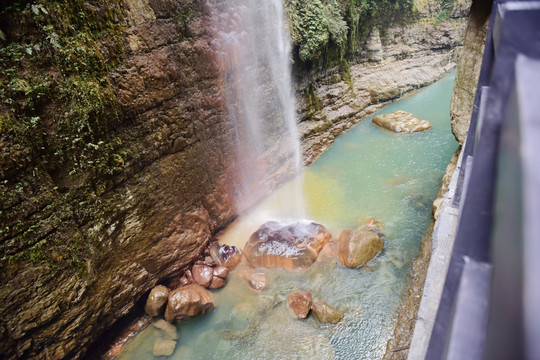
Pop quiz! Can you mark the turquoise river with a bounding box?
[117,70,458,360]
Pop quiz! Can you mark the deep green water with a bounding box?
[118,70,458,360]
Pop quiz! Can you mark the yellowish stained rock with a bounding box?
[372,110,432,133]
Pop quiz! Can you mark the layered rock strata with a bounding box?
[297,2,470,164]
[0,1,236,358]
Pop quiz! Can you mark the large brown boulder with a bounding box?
[243,221,333,270]
[288,290,312,319]
[311,301,344,324]
[144,285,170,317]
[164,284,214,323]
[372,110,432,133]
[337,229,384,268]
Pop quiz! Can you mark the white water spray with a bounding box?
[209,0,305,218]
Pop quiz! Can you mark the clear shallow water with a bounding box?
[117,71,458,360]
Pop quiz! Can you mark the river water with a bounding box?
[116,71,458,359]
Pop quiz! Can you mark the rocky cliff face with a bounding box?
[1,1,237,358]
[296,0,471,164]
[450,0,492,144]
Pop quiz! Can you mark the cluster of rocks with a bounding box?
[243,219,385,270]
[143,242,242,356]
[372,110,432,133]
[141,218,385,356]
[287,290,344,324]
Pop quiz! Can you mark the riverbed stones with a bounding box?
[243,221,333,270]
[288,290,313,319]
[338,229,384,268]
[144,285,170,317]
[372,110,432,133]
[208,266,229,289]
[311,301,344,324]
[153,319,178,340]
[209,242,242,270]
[153,339,176,357]
[164,284,214,323]
[192,264,213,288]
[239,269,267,291]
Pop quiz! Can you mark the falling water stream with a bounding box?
[116,70,458,359]
[209,0,305,216]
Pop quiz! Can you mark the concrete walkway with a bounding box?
[407,148,465,359]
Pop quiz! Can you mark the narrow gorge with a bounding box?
[0,0,479,358]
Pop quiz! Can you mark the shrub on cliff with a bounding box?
[286,0,416,63]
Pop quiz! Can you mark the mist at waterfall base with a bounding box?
[117,71,458,359]
[210,0,305,218]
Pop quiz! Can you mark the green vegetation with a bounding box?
[436,0,454,23]
[286,0,416,63]
[0,0,126,273]
[0,0,126,177]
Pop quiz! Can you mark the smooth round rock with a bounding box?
[192,264,213,288]
[311,301,344,324]
[144,285,170,317]
[164,284,214,323]
[337,229,383,268]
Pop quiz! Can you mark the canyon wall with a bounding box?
[0,0,470,358]
[1,1,237,358]
[296,0,471,164]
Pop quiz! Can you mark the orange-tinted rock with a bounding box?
[192,264,213,288]
[372,110,432,133]
[243,221,333,270]
[311,301,344,324]
[213,266,229,279]
[179,269,194,287]
[317,240,338,262]
[238,269,267,292]
[337,229,384,268]
[287,290,312,319]
[164,284,214,323]
[144,285,170,317]
[209,276,226,289]
[209,242,242,270]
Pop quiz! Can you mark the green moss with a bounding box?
[286,0,416,64]
[304,82,323,117]
[0,0,126,176]
[0,0,127,274]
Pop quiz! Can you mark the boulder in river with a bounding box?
[153,319,178,340]
[209,242,242,270]
[164,284,214,322]
[311,301,344,324]
[372,110,432,133]
[243,221,333,270]
[288,290,312,319]
[192,264,213,288]
[144,285,170,317]
[238,269,267,291]
[338,229,384,268]
[153,339,176,356]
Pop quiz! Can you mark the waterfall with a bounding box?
[209,0,305,218]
